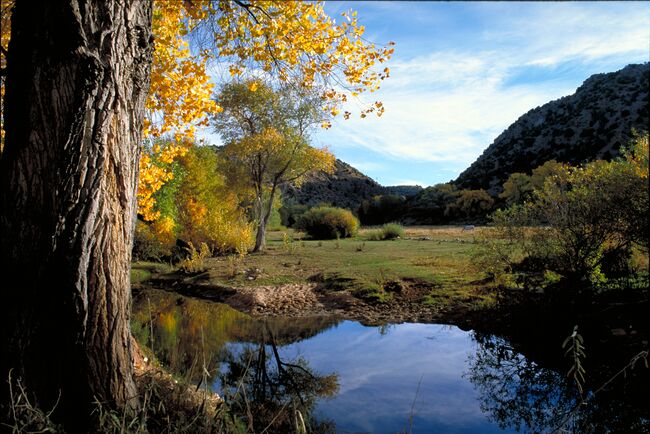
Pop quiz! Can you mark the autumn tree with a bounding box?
[499,160,569,206]
[0,0,153,426]
[215,80,335,251]
[133,144,254,260]
[446,189,495,221]
[0,0,392,428]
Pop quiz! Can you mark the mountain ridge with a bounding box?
[454,63,649,194]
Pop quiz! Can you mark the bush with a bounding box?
[380,223,404,240]
[133,219,175,261]
[358,195,406,225]
[178,242,211,274]
[366,223,404,241]
[296,206,359,239]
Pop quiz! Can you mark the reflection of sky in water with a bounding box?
[221,321,515,433]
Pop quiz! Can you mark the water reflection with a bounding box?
[132,288,341,384]
[220,337,339,433]
[132,289,648,433]
[466,333,579,433]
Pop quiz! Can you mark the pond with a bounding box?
[132,288,648,433]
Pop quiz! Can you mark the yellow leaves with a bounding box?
[210,1,394,120]
[139,0,216,219]
[248,81,259,92]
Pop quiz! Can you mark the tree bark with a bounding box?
[0,0,153,428]
[253,184,278,252]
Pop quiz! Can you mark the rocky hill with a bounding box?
[455,63,649,195]
[281,159,386,210]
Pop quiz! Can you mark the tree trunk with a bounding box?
[253,186,278,252]
[0,0,153,428]
[254,216,267,252]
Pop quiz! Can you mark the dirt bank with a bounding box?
[142,277,480,327]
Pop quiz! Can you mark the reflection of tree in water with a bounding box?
[466,332,579,432]
[467,332,650,432]
[131,288,340,384]
[219,328,339,434]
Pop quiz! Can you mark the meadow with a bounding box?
[133,226,499,311]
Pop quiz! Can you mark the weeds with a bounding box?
[178,242,211,274]
[282,232,299,255]
[227,253,245,279]
[562,325,586,396]
[2,370,62,433]
[366,223,405,241]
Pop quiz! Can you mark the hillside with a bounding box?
[384,185,423,197]
[281,159,386,209]
[455,63,649,194]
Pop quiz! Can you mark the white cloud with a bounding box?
[316,3,649,171]
[345,161,385,172]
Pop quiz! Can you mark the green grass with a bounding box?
[131,261,173,284]
[133,226,500,309]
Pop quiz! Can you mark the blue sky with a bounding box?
[201,1,650,187]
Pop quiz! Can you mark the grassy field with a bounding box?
[132,226,499,307]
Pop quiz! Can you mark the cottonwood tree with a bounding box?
[215,80,335,251]
[0,0,154,427]
[0,0,391,428]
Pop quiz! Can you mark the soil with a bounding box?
[141,276,477,327]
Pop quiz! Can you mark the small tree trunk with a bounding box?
[0,0,153,429]
[253,185,278,252]
[254,217,268,252]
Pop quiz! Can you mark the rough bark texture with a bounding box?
[0,0,153,427]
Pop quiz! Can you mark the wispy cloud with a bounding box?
[315,1,650,183]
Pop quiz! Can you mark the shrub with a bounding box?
[178,242,211,274]
[366,223,404,241]
[133,219,175,261]
[296,206,359,239]
[380,223,404,240]
[358,194,406,225]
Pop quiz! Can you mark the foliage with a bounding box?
[136,0,394,220]
[279,202,309,228]
[446,189,495,221]
[296,206,360,239]
[177,242,211,274]
[367,223,405,241]
[175,146,254,254]
[487,133,649,288]
[135,144,254,260]
[381,223,405,240]
[137,1,218,221]
[133,219,177,261]
[403,183,459,224]
[215,80,336,251]
[499,172,533,206]
[358,194,406,225]
[499,160,570,206]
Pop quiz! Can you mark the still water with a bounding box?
[133,288,645,433]
[244,321,518,433]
